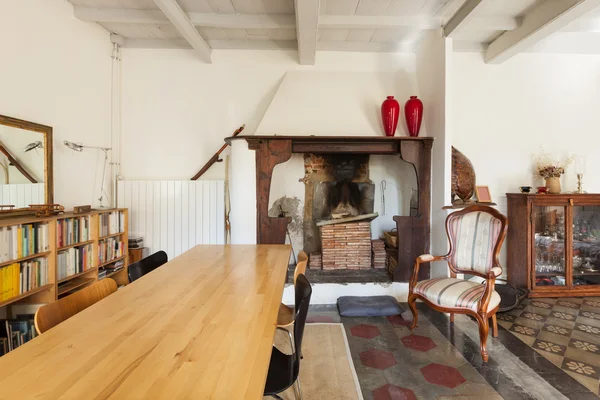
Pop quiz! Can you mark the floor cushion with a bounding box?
[337,295,402,317]
[413,277,501,312]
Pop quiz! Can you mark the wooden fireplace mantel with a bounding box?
[226,135,434,283]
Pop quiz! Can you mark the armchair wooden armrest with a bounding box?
[410,254,448,290]
[478,266,503,314]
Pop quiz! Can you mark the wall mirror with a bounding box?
[0,115,53,208]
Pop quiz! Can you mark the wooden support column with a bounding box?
[247,138,292,244]
[395,139,433,282]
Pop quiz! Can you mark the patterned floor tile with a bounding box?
[543,324,572,336]
[521,311,548,322]
[533,339,567,356]
[530,300,553,309]
[557,299,582,309]
[584,299,600,308]
[562,358,600,380]
[569,338,600,354]
[551,311,578,321]
[509,323,539,337]
[496,313,516,322]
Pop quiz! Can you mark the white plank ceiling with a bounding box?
[67,0,600,63]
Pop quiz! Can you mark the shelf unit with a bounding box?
[0,208,129,312]
[507,193,600,297]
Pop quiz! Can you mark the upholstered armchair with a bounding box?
[408,206,508,362]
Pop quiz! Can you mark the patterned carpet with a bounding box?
[497,297,600,394]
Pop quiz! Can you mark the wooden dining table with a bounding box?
[0,244,291,399]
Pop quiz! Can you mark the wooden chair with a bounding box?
[277,251,308,329]
[34,278,117,334]
[128,250,168,283]
[408,206,508,362]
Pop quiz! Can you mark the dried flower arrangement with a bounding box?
[533,150,574,179]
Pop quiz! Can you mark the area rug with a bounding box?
[263,323,363,400]
[498,296,600,394]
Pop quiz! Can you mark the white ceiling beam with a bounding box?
[453,41,486,52]
[467,16,520,31]
[295,0,320,65]
[485,0,600,64]
[443,0,484,37]
[152,0,211,63]
[123,38,191,49]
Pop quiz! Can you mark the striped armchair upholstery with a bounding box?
[414,277,501,312]
[448,211,504,275]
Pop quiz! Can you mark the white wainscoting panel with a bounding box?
[0,183,45,207]
[118,180,225,259]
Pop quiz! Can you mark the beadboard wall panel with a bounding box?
[0,183,45,208]
[117,180,225,259]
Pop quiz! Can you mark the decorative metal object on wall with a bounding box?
[381,96,399,137]
[451,146,476,204]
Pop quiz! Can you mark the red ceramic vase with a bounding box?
[381,96,400,137]
[405,96,423,137]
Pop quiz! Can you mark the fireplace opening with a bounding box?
[328,181,361,219]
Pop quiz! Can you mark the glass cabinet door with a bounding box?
[572,205,600,286]
[533,205,566,287]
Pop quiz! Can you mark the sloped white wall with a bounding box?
[416,30,453,278]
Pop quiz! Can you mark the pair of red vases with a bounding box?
[381,96,423,137]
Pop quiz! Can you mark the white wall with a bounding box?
[416,30,453,278]
[0,0,112,209]
[453,52,600,206]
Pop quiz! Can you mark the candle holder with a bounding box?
[577,173,585,194]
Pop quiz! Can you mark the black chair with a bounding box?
[264,274,312,400]
[127,251,168,283]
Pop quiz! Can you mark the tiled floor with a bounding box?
[307,302,599,399]
[498,297,600,394]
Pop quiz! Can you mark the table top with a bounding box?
[0,244,291,399]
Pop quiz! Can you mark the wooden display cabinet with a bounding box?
[507,193,600,297]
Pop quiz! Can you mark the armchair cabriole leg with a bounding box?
[491,314,498,338]
[408,294,418,330]
[477,312,490,362]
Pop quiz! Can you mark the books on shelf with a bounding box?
[57,244,93,281]
[0,258,49,301]
[57,216,90,248]
[98,237,125,265]
[99,211,125,237]
[98,260,124,280]
[0,315,37,357]
[0,223,49,262]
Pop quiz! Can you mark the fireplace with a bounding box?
[227,135,434,283]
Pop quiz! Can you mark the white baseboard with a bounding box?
[282,282,409,305]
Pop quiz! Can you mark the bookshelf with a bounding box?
[0,208,129,309]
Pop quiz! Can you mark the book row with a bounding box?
[98,238,125,265]
[57,245,93,281]
[0,223,50,262]
[0,316,37,356]
[0,258,49,301]
[57,217,91,248]
[99,211,125,237]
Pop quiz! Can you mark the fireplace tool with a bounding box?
[381,180,387,215]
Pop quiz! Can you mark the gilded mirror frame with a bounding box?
[0,114,53,206]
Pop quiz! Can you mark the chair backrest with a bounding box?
[293,274,312,368]
[34,278,117,334]
[128,250,168,283]
[293,251,308,285]
[446,206,508,275]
